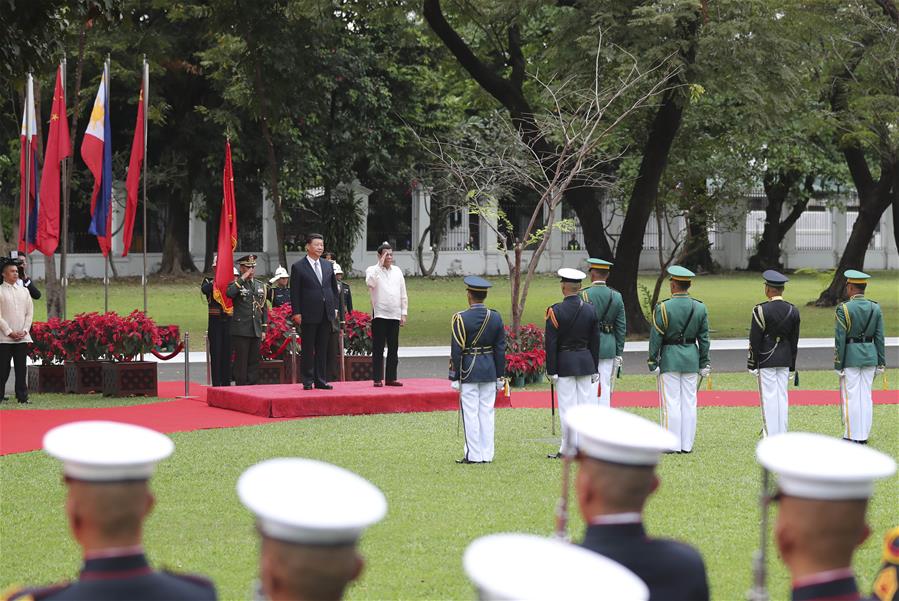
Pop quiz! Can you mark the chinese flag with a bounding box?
[213,140,238,315]
[122,68,146,257]
[36,65,72,256]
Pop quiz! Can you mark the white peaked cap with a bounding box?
[565,405,678,465]
[558,268,587,282]
[756,432,896,500]
[464,533,648,601]
[238,458,387,545]
[43,421,174,481]
[269,265,289,283]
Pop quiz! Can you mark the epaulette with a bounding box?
[692,298,704,304]
[546,306,559,329]
[872,526,899,601]
[3,582,72,601]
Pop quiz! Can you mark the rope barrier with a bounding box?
[266,336,293,359]
[150,342,185,361]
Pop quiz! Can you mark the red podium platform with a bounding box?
[206,378,512,418]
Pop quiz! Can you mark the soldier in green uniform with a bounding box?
[580,258,625,406]
[227,255,268,386]
[647,266,710,453]
[834,269,886,444]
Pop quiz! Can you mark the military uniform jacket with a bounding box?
[449,304,505,383]
[835,294,885,369]
[581,523,709,601]
[545,295,599,377]
[338,282,353,318]
[748,297,800,371]
[200,277,229,319]
[648,293,710,374]
[5,552,216,601]
[581,282,626,359]
[791,572,858,601]
[267,285,291,309]
[227,278,268,338]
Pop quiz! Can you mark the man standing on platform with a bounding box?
[449,276,506,465]
[545,268,599,459]
[228,255,268,386]
[290,233,339,391]
[647,266,710,454]
[201,255,232,387]
[580,258,625,407]
[834,269,886,444]
[748,270,800,437]
[366,242,407,388]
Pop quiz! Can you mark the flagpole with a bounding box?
[60,58,69,319]
[141,56,148,314]
[23,73,33,260]
[103,57,110,313]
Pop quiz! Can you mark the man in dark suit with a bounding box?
[290,233,339,390]
[565,404,710,601]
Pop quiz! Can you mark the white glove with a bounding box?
[614,356,623,368]
[496,378,505,391]
[550,374,559,383]
[590,373,599,383]
[835,369,844,377]
[650,366,660,375]
[450,380,460,391]
[876,365,885,375]
[748,369,759,377]
[699,366,711,378]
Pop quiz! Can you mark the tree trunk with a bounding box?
[748,170,809,271]
[565,186,612,259]
[680,210,714,272]
[158,172,197,274]
[509,244,523,333]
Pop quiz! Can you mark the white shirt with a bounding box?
[0,281,34,343]
[306,255,323,283]
[365,264,407,320]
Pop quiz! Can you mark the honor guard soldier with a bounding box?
[546,268,599,459]
[564,405,710,601]
[748,270,801,436]
[237,458,387,601]
[200,255,232,387]
[464,533,649,601]
[755,433,895,601]
[580,258,626,406]
[449,276,506,464]
[267,265,291,308]
[834,270,886,444]
[647,266,710,453]
[227,254,268,386]
[4,421,217,601]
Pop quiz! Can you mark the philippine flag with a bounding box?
[81,63,113,255]
[19,74,40,253]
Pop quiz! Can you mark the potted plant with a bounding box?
[102,311,161,397]
[27,318,68,393]
[343,310,373,381]
[505,353,529,388]
[260,305,296,384]
[63,312,112,393]
[155,325,180,353]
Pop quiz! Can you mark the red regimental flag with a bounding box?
[122,74,146,257]
[213,140,238,315]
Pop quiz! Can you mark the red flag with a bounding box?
[36,66,72,256]
[213,140,238,315]
[19,74,39,253]
[122,66,146,257]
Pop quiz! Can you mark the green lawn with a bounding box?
[1,406,896,600]
[32,270,899,347]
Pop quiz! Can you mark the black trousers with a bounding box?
[231,335,261,386]
[208,315,232,387]
[327,326,341,382]
[301,321,331,386]
[371,318,400,382]
[0,343,29,401]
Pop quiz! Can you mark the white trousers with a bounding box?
[658,372,698,452]
[557,375,594,453]
[461,382,496,462]
[594,358,615,407]
[758,367,789,436]
[841,366,875,442]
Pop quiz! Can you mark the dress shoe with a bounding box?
[315,383,333,390]
[455,458,480,464]
[303,383,314,391]
[373,381,383,388]
[385,380,403,387]
[17,398,30,404]
[546,452,562,459]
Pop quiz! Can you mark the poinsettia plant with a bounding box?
[109,311,162,361]
[344,310,372,356]
[156,325,180,353]
[28,318,68,365]
[261,304,296,360]
[505,323,544,353]
[505,349,546,377]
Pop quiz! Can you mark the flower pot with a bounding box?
[102,361,158,397]
[28,364,67,393]
[259,360,286,385]
[65,361,108,394]
[512,374,527,388]
[344,355,374,381]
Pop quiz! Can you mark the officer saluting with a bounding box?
[449,276,506,465]
[546,268,599,459]
[227,254,268,386]
[580,258,625,406]
[747,270,800,437]
[5,421,217,600]
[834,269,886,444]
[647,266,710,454]
[200,255,233,387]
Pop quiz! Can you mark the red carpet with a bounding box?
[509,389,899,408]
[206,378,512,418]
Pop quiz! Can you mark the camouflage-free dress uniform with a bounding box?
[227,277,268,386]
[581,281,625,407]
[201,276,232,387]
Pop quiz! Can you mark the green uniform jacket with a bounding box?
[227,278,268,338]
[834,294,885,369]
[648,293,710,374]
[580,282,626,359]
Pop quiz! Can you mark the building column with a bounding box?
[349,180,372,275]
[188,204,207,263]
[882,205,895,269]
[781,203,798,270]
[261,189,278,272]
[482,197,500,275]
[111,184,125,256]
[831,207,847,268]
[547,199,563,270]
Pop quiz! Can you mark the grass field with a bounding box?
[1,405,896,600]
[32,270,899,348]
